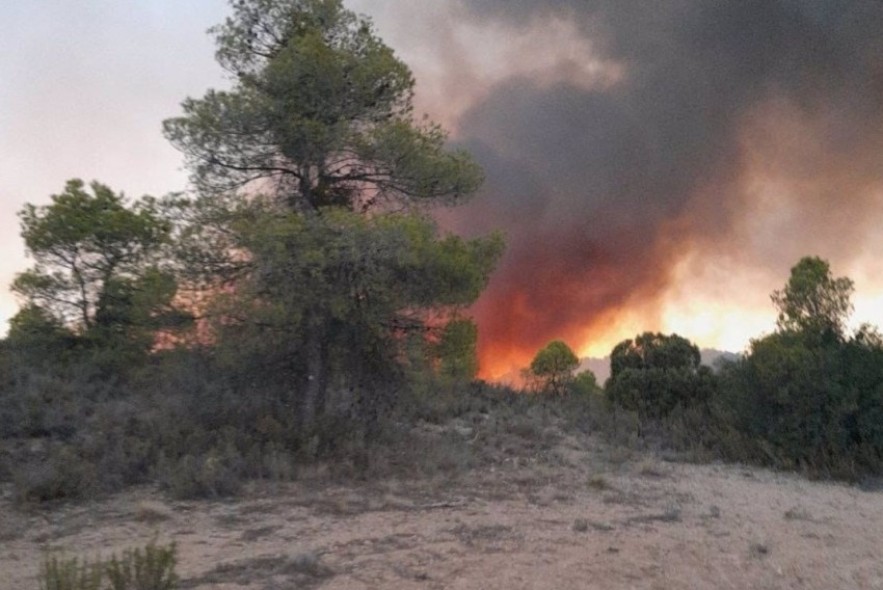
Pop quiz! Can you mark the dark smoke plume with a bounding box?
[434,0,883,377]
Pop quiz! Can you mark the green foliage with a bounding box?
[529,340,580,396]
[164,0,482,209]
[11,179,181,364]
[38,541,178,590]
[3,0,503,504]
[39,554,103,590]
[233,208,502,321]
[157,449,245,500]
[592,259,883,479]
[609,332,700,377]
[606,332,713,418]
[8,304,68,341]
[727,332,838,461]
[13,180,171,327]
[771,256,854,341]
[211,207,502,430]
[162,0,499,435]
[712,257,883,477]
[105,540,178,590]
[570,370,602,397]
[13,446,99,504]
[6,304,77,363]
[435,319,480,381]
[717,322,883,477]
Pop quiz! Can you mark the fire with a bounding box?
[429,1,883,382]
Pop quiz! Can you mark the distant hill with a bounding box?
[700,348,741,370]
[578,348,740,385]
[576,357,612,385]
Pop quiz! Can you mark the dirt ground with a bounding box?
[3,430,883,590]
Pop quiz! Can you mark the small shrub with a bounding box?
[606,333,715,420]
[105,540,178,590]
[587,475,611,491]
[157,451,243,499]
[527,341,580,396]
[38,554,103,590]
[14,447,98,504]
[714,329,883,478]
[37,541,178,590]
[287,552,333,578]
[749,542,770,558]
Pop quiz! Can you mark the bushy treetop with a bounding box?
[164,0,483,211]
[771,256,854,341]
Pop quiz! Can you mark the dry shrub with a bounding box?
[38,540,178,590]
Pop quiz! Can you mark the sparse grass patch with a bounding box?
[287,552,334,578]
[589,521,615,532]
[784,506,813,521]
[636,459,668,478]
[37,540,178,590]
[449,523,515,548]
[134,501,173,524]
[156,450,244,500]
[38,554,103,590]
[749,542,770,558]
[182,553,332,589]
[239,525,282,542]
[411,432,475,475]
[587,475,612,491]
[105,540,178,590]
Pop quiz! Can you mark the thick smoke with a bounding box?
[433,0,883,377]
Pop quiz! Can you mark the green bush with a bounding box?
[606,333,715,419]
[569,370,602,397]
[39,555,103,590]
[13,447,98,504]
[157,449,244,500]
[527,340,580,396]
[105,540,178,590]
[716,329,883,477]
[38,540,177,590]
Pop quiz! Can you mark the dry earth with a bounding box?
[3,430,883,590]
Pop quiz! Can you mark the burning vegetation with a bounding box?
[428,0,883,377]
[3,1,883,518]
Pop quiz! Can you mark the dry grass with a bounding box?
[783,506,813,521]
[5,397,883,590]
[587,474,613,491]
[134,501,174,524]
[180,553,333,589]
[749,541,771,559]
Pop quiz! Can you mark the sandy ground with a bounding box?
[3,433,883,590]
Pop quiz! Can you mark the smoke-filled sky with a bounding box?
[3,1,883,378]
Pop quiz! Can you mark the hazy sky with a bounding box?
[0,0,450,331]
[0,0,228,328]
[3,1,883,376]
[0,0,458,335]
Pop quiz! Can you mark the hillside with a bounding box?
[4,411,881,590]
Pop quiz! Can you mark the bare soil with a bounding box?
[3,430,883,590]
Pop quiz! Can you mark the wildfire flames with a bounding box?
[416,0,883,378]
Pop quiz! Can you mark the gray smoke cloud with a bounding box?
[434,0,883,375]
